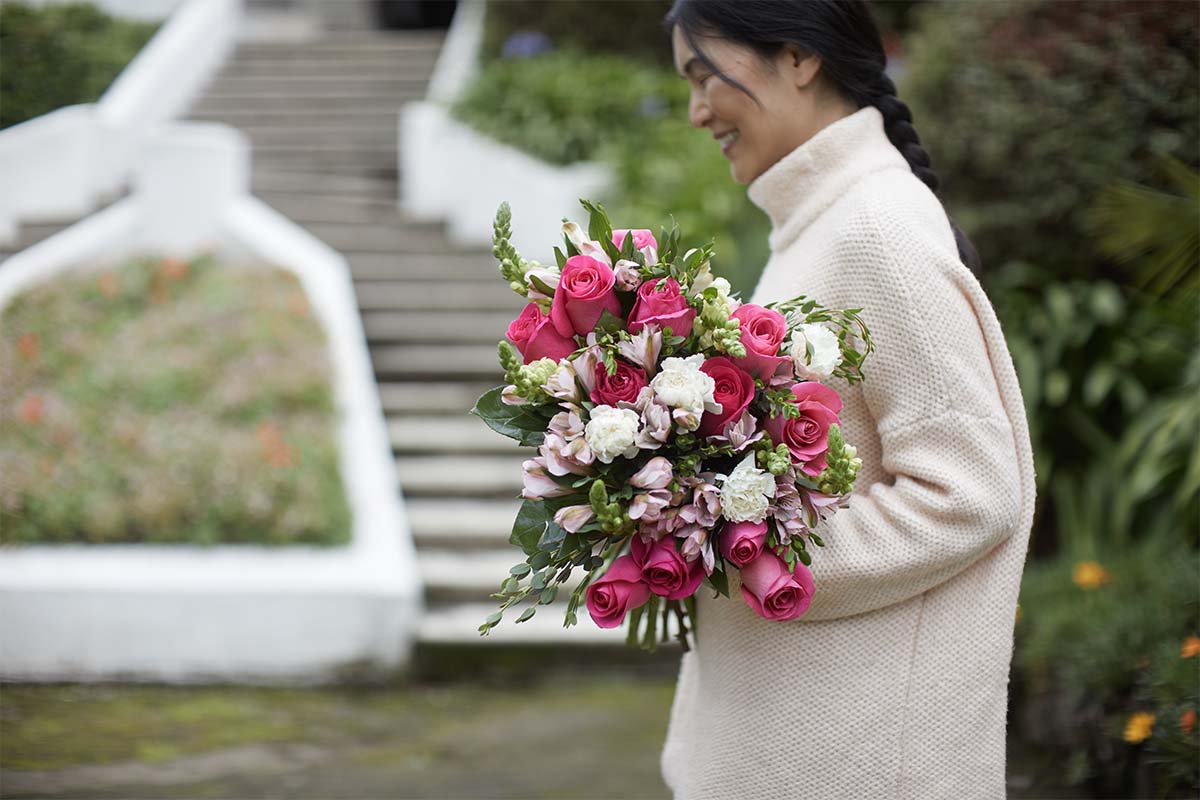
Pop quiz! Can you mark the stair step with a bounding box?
[418,602,623,645]
[223,58,437,78]
[307,225,456,254]
[390,415,525,454]
[207,76,427,93]
[249,148,399,171]
[193,92,424,110]
[419,548,589,606]
[348,252,494,280]
[251,169,396,197]
[258,193,405,225]
[372,344,504,380]
[407,498,520,547]
[189,108,400,127]
[238,128,399,149]
[396,454,524,496]
[355,280,520,310]
[237,38,442,58]
[378,382,495,414]
[363,310,514,343]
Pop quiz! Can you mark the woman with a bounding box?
[660,2,1036,798]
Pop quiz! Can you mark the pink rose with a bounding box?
[612,228,657,254]
[550,255,622,337]
[739,550,814,621]
[719,520,768,568]
[697,356,755,437]
[506,302,578,364]
[764,382,843,476]
[628,278,697,339]
[590,358,648,406]
[586,554,651,628]
[632,535,706,600]
[731,304,791,380]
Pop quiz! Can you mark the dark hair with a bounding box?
[665,0,981,273]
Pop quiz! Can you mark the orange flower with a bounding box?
[98,271,120,297]
[1181,709,1197,734]
[18,395,44,425]
[17,333,38,361]
[1072,560,1112,590]
[1181,636,1200,658]
[1123,712,1155,744]
[159,257,189,280]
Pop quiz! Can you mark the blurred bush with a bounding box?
[0,255,352,547]
[0,1,157,129]
[1015,537,1199,796]
[481,0,673,65]
[902,0,1199,279]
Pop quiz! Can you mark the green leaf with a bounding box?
[706,567,730,597]
[539,586,558,605]
[593,308,626,335]
[554,246,567,269]
[626,604,645,648]
[538,520,568,551]
[528,272,557,297]
[516,607,537,623]
[470,387,550,447]
[509,563,532,577]
[510,500,547,556]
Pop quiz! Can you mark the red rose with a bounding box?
[550,255,622,337]
[590,359,648,406]
[586,554,651,628]
[632,536,706,600]
[697,356,756,437]
[740,550,815,621]
[506,302,577,364]
[628,278,697,339]
[731,304,791,380]
[764,381,843,476]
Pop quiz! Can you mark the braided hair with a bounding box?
[666,0,981,273]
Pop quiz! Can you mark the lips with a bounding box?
[715,129,739,155]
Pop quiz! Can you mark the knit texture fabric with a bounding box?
[660,106,1036,799]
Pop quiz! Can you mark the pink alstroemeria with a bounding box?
[555,504,596,533]
[677,523,716,575]
[678,472,721,528]
[522,456,571,500]
[613,259,642,291]
[616,324,663,373]
[630,457,673,490]
[629,489,676,522]
[772,474,809,543]
[543,361,581,403]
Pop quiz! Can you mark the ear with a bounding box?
[783,44,821,89]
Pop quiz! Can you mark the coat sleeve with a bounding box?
[795,199,1025,622]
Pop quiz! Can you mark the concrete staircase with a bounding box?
[0,25,626,651]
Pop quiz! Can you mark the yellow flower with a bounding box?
[1072,561,1112,590]
[1181,636,1200,658]
[1123,712,1155,744]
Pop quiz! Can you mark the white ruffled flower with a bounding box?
[789,323,843,380]
[648,354,722,432]
[584,404,641,463]
[719,453,775,523]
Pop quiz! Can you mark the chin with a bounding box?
[729,159,754,186]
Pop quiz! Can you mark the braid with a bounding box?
[869,74,938,193]
[867,73,982,274]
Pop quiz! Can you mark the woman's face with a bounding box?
[671,26,846,184]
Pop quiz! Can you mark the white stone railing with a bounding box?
[0,124,423,682]
[398,0,612,260]
[0,0,242,245]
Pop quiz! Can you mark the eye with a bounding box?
[697,74,712,88]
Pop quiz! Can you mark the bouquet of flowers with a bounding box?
[472,200,872,650]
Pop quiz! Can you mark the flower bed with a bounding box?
[0,253,351,547]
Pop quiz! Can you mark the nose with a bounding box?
[688,89,712,129]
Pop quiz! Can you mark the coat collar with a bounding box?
[747,105,909,252]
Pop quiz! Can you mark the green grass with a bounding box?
[0,253,351,547]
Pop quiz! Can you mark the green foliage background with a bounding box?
[0,2,157,129]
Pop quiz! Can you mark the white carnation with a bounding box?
[719,454,775,523]
[584,405,641,464]
[649,354,721,430]
[789,323,843,380]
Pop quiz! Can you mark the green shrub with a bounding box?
[0,2,157,129]
[0,255,352,547]
[901,0,1199,278]
[1015,537,1199,795]
[481,0,673,65]
[452,51,686,166]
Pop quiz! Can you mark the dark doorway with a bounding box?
[376,0,458,29]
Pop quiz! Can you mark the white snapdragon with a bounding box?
[648,354,722,432]
[719,454,775,523]
[584,405,641,463]
[789,323,843,380]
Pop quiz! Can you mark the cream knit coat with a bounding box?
[660,106,1036,799]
